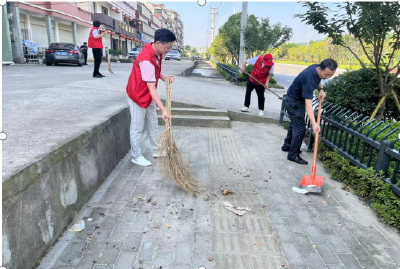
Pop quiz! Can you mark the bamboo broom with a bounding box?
[157,77,199,195]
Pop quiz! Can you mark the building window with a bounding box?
[101,6,108,15]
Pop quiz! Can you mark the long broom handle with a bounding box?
[237,66,283,99]
[312,98,322,170]
[105,32,110,67]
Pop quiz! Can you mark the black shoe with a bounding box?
[93,74,102,78]
[281,146,302,154]
[98,73,105,77]
[288,156,308,165]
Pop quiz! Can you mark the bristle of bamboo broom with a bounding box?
[157,77,199,194]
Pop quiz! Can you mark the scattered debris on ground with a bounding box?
[68,220,85,232]
[292,187,308,194]
[222,201,251,216]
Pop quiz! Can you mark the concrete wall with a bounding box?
[76,23,93,60]
[2,107,131,269]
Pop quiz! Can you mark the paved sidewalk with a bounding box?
[39,122,400,269]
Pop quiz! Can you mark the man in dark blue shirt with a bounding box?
[282,59,338,165]
[80,42,88,65]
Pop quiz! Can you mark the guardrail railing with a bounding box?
[212,60,238,85]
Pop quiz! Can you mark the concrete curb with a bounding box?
[2,107,131,269]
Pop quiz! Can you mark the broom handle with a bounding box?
[105,32,111,67]
[166,76,172,132]
[312,98,322,172]
[237,66,282,99]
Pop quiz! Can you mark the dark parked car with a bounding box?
[128,47,142,60]
[45,43,84,66]
[192,54,201,61]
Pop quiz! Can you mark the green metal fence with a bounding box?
[279,94,400,197]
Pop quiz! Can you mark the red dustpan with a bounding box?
[300,98,323,193]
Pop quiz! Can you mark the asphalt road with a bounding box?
[273,63,345,89]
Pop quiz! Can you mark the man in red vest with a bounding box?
[126,29,176,166]
[240,54,275,116]
[88,20,106,78]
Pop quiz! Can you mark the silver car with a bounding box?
[165,50,181,61]
[128,47,142,60]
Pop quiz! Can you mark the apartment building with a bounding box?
[2,1,185,64]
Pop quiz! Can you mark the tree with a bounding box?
[244,16,293,58]
[296,2,400,120]
[185,45,191,51]
[208,34,230,63]
[191,48,198,55]
[275,42,300,60]
[218,13,242,64]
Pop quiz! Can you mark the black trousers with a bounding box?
[82,51,87,64]
[244,80,265,110]
[92,48,102,75]
[283,96,306,159]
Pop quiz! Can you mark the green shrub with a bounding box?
[109,49,124,55]
[324,68,400,121]
[318,143,400,229]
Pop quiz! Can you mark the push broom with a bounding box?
[157,77,199,195]
[300,97,324,193]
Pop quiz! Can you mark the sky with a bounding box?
[157,1,333,48]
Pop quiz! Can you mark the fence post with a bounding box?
[375,140,391,175]
[306,132,315,152]
[278,94,286,126]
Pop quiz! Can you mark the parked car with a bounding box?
[45,43,84,66]
[128,47,142,60]
[165,50,181,61]
[192,54,201,61]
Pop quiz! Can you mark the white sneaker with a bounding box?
[131,156,151,166]
[259,110,264,116]
[152,151,166,158]
[241,107,249,112]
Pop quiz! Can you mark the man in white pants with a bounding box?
[126,29,176,166]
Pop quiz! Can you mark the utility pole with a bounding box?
[206,30,211,49]
[238,2,248,67]
[210,7,218,43]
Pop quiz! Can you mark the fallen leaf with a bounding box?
[253,243,261,246]
[100,213,105,216]
[281,264,286,267]
[208,257,214,261]
[321,200,328,204]
[147,198,152,203]
[155,225,160,228]
[145,210,150,213]
[165,223,171,228]
[313,244,316,248]
[222,189,234,196]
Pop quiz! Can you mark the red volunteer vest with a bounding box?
[88,27,103,49]
[249,56,273,85]
[126,43,162,108]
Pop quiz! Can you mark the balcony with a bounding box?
[138,3,151,20]
[91,13,114,28]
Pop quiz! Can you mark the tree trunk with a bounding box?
[375,97,386,122]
